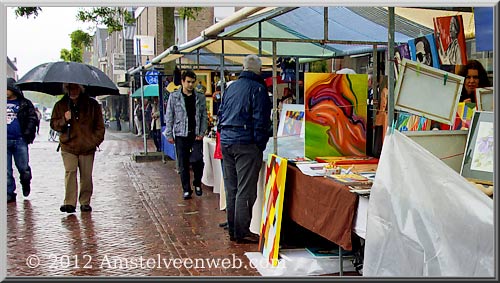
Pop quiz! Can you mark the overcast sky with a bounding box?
[7,7,96,78]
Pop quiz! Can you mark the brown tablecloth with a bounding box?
[284,164,359,250]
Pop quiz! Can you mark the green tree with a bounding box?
[14,7,42,18]
[60,29,91,62]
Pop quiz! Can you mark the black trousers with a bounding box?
[174,135,204,193]
[221,143,262,239]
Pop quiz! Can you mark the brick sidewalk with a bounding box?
[6,120,259,277]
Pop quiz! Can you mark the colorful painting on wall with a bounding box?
[408,33,441,69]
[259,154,288,267]
[304,73,367,158]
[277,104,305,138]
[394,43,411,79]
[194,70,212,95]
[433,15,468,66]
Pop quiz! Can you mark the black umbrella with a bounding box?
[16,61,120,96]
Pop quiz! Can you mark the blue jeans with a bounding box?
[7,139,32,197]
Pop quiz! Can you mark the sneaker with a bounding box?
[80,205,92,212]
[60,204,76,213]
[194,186,202,196]
[183,191,192,200]
[21,182,31,197]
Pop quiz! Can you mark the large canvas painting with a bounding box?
[408,33,441,69]
[304,73,367,158]
[460,111,493,184]
[433,15,468,66]
[259,154,288,266]
[277,104,305,138]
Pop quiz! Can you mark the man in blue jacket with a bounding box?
[7,78,39,203]
[218,55,271,243]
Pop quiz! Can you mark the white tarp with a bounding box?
[363,130,494,277]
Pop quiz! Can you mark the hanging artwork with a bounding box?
[194,70,212,96]
[277,104,305,138]
[394,43,411,80]
[304,73,367,158]
[408,33,441,69]
[394,58,464,125]
[259,154,288,267]
[460,111,493,184]
[433,15,468,66]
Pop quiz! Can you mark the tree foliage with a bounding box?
[76,7,135,33]
[14,7,42,18]
[60,30,91,62]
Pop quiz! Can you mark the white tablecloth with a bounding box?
[201,137,266,234]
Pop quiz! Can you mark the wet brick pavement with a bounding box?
[6,120,261,277]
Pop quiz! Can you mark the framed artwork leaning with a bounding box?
[460,111,493,185]
[394,58,464,125]
[475,87,494,111]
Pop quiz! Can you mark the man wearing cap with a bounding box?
[218,54,272,243]
[6,77,39,203]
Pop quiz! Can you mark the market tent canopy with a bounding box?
[175,6,436,69]
[131,84,159,98]
[390,7,475,39]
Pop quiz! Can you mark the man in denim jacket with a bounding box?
[218,55,272,243]
[165,69,208,200]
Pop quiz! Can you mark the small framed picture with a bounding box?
[475,87,494,111]
[394,58,464,125]
[460,111,493,185]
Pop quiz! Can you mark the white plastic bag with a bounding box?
[363,130,494,277]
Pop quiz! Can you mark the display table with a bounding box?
[283,164,359,251]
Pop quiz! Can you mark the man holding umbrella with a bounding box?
[50,83,105,213]
[16,61,117,213]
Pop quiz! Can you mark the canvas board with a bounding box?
[460,111,493,184]
[394,58,464,125]
[277,104,305,138]
[475,87,494,111]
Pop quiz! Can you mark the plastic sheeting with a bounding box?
[363,130,494,277]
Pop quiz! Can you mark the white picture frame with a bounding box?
[475,87,494,111]
[277,104,305,138]
[394,58,464,125]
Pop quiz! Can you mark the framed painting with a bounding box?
[194,70,212,96]
[460,111,493,185]
[394,58,464,125]
[205,97,213,116]
[277,104,305,138]
[408,33,441,69]
[433,15,468,65]
[475,87,494,111]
